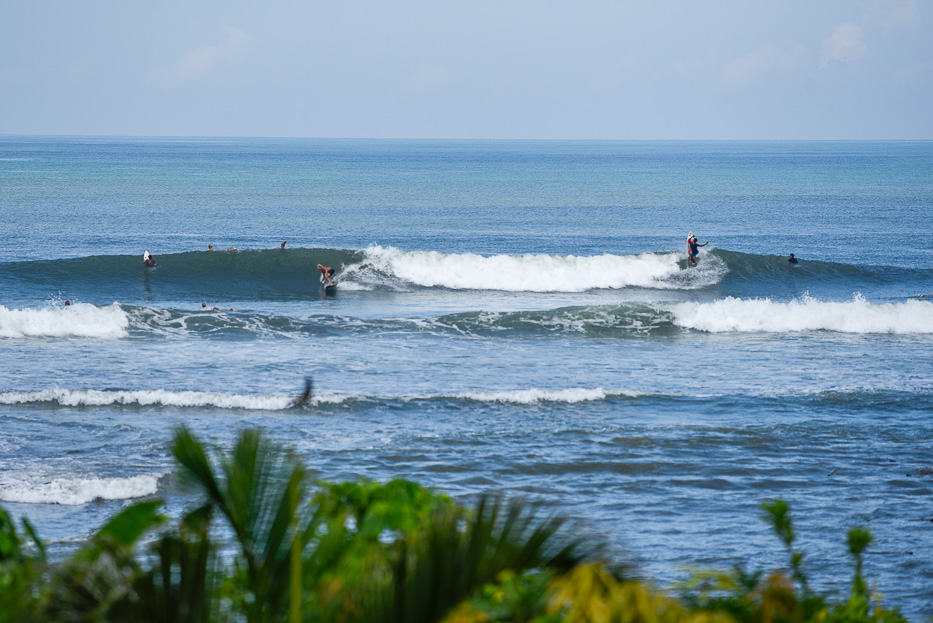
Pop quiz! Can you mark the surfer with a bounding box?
[788,253,799,264]
[686,232,709,265]
[280,240,287,249]
[143,250,156,267]
[208,243,238,252]
[317,263,336,286]
[201,302,235,311]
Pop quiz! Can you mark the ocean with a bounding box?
[1,137,931,617]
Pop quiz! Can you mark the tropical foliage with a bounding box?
[0,427,909,622]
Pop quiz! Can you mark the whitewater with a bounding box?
[1,138,931,618]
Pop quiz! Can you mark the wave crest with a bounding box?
[358,245,724,291]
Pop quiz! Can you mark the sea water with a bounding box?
[1,137,931,617]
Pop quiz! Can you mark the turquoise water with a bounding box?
[1,137,931,617]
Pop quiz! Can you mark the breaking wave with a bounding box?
[0,387,645,411]
[0,473,162,505]
[0,302,129,338]
[353,245,724,291]
[669,294,933,334]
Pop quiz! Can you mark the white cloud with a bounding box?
[176,26,248,80]
[820,23,866,67]
[721,44,804,84]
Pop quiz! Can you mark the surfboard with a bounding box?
[320,276,337,295]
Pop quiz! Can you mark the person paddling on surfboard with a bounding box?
[208,243,238,252]
[143,250,156,267]
[317,263,336,286]
[686,232,709,265]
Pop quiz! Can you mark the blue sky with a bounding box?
[1,0,930,139]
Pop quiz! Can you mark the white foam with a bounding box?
[450,387,629,404]
[669,294,933,334]
[0,388,299,410]
[0,302,129,338]
[360,245,724,292]
[0,387,644,409]
[0,473,162,505]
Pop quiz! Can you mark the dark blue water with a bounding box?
[1,137,931,618]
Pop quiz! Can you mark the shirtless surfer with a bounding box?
[317,263,336,286]
[143,250,156,267]
[208,243,238,252]
[201,302,235,311]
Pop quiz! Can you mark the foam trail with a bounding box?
[669,295,933,334]
[361,245,724,291]
[0,303,129,338]
[0,473,161,505]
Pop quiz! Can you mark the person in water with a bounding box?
[208,243,238,252]
[686,232,709,265]
[317,263,336,286]
[788,253,799,264]
[280,240,287,249]
[201,302,235,311]
[143,250,156,267]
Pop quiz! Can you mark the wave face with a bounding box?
[3,246,931,301]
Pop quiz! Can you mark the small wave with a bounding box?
[669,294,933,334]
[0,473,162,505]
[0,302,129,338]
[448,387,643,404]
[359,245,724,291]
[0,386,644,410]
[0,388,300,410]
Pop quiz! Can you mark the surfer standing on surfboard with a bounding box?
[686,232,709,265]
[317,263,336,286]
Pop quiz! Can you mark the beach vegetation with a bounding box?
[0,427,908,623]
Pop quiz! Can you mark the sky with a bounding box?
[1,0,931,139]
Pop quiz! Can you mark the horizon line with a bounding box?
[1,133,932,142]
